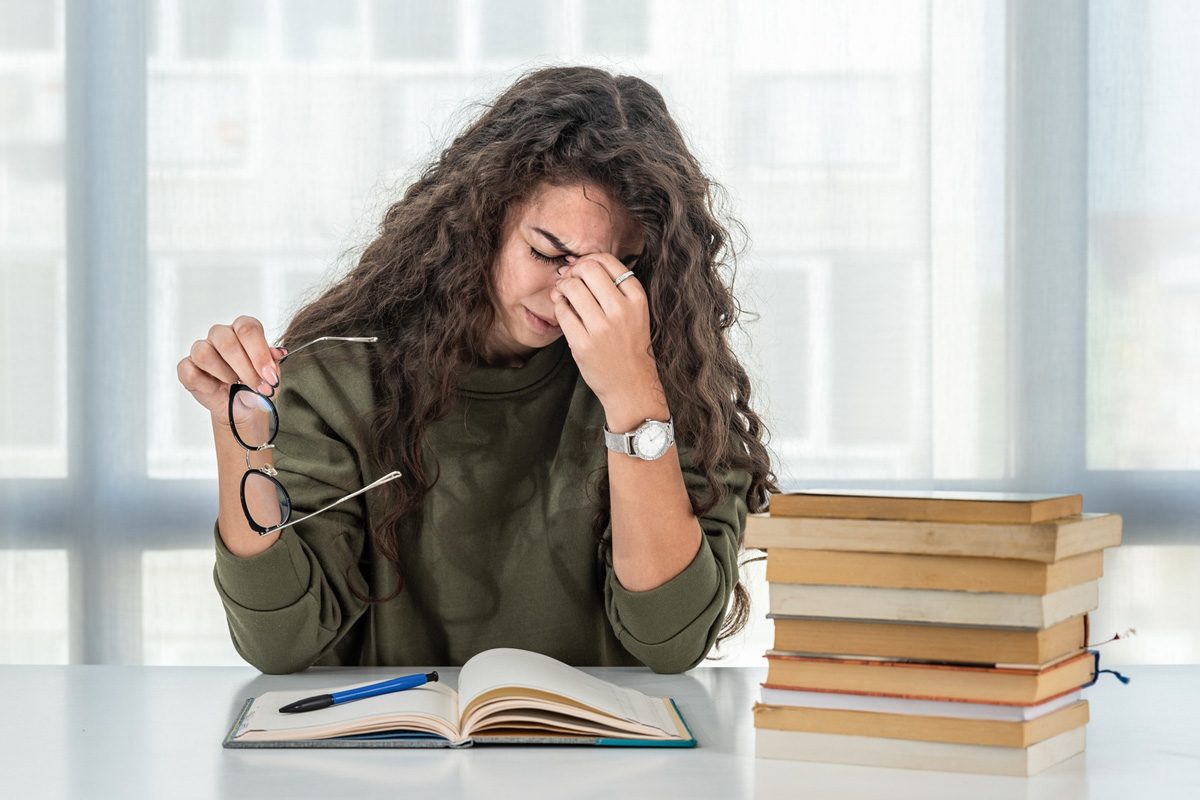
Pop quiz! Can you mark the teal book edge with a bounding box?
[222,697,698,749]
[594,699,697,748]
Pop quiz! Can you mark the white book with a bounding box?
[768,581,1098,629]
[758,687,1082,721]
[754,725,1086,776]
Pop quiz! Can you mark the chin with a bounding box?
[523,330,561,346]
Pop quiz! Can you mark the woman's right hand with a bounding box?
[177,315,287,428]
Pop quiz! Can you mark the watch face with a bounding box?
[633,423,670,459]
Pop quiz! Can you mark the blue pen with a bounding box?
[278,671,439,714]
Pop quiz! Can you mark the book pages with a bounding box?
[757,687,1082,721]
[233,677,459,742]
[457,648,676,735]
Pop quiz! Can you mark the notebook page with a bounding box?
[235,678,458,738]
[457,648,676,735]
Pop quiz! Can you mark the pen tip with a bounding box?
[429,671,439,682]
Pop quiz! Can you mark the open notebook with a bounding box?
[223,647,697,749]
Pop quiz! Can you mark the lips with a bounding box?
[527,308,559,328]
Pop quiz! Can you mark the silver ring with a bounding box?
[613,270,636,287]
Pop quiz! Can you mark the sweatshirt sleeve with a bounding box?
[601,437,753,674]
[211,360,371,674]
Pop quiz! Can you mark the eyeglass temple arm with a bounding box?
[266,470,403,535]
[275,336,379,363]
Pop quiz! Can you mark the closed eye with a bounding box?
[530,246,569,266]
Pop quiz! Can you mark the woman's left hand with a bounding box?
[550,252,662,407]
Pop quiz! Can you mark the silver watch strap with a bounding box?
[603,417,674,456]
[604,425,635,455]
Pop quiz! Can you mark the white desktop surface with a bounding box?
[0,663,1193,799]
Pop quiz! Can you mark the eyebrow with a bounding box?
[532,227,642,266]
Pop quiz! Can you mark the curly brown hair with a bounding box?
[279,65,779,656]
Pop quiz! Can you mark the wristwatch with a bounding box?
[604,416,675,461]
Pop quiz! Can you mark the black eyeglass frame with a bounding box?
[227,335,403,536]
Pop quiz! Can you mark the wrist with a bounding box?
[603,392,671,434]
[598,357,670,432]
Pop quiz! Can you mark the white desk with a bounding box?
[0,664,1194,799]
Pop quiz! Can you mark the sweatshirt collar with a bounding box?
[458,335,570,395]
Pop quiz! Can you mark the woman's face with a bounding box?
[486,181,644,367]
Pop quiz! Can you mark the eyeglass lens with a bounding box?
[230,388,279,448]
[231,386,289,531]
[242,471,291,531]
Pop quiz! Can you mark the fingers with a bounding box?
[554,255,643,334]
[552,273,604,334]
[178,314,288,426]
[187,338,239,384]
[551,291,586,341]
[230,315,282,393]
[206,324,262,394]
[176,354,224,400]
[556,255,643,317]
[568,253,641,290]
[187,317,277,397]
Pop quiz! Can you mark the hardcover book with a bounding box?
[223,648,696,749]
[757,686,1084,722]
[752,698,1089,748]
[762,649,1096,705]
[768,614,1090,667]
[765,490,1082,523]
[754,726,1086,777]
[765,548,1104,594]
[767,580,1099,628]
[744,512,1121,561]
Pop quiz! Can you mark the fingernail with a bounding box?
[262,365,278,385]
[557,266,569,275]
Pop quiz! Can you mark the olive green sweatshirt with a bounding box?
[212,334,752,674]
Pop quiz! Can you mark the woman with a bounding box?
[177,65,778,675]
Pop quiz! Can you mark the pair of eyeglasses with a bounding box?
[227,335,403,536]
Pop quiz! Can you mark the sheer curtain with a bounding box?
[1,0,1195,667]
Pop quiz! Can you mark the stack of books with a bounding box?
[744,490,1123,776]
